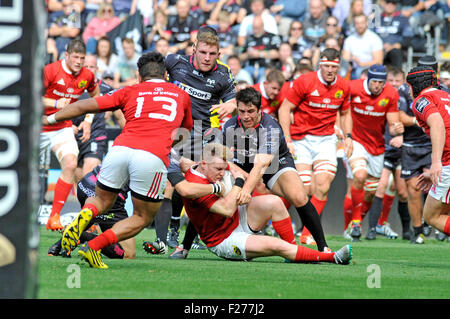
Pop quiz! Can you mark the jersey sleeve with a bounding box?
[86,71,99,94]
[386,89,400,113]
[94,88,125,111]
[43,64,53,90]
[341,81,351,111]
[286,77,306,105]
[181,93,193,130]
[195,193,220,210]
[220,67,237,103]
[412,96,438,122]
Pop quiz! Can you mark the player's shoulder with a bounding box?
[165,53,189,68]
[185,166,209,184]
[223,115,239,129]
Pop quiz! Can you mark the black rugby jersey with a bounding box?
[222,112,292,173]
[77,165,129,219]
[397,83,431,147]
[165,53,236,131]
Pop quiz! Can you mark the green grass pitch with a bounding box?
[37,226,450,299]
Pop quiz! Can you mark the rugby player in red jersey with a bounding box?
[182,142,352,265]
[42,52,193,268]
[41,38,99,231]
[407,66,450,239]
[345,64,404,241]
[278,48,353,245]
[252,69,286,119]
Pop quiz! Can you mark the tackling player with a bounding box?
[181,142,352,264]
[406,66,450,242]
[40,38,99,231]
[278,48,353,245]
[42,52,193,269]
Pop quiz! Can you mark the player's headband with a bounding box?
[319,58,340,66]
[439,71,450,79]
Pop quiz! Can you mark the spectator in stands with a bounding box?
[215,11,238,62]
[207,0,241,27]
[316,15,344,53]
[227,55,254,85]
[269,0,308,37]
[82,3,122,54]
[237,0,279,47]
[303,0,330,47]
[341,0,366,38]
[133,0,157,27]
[277,42,296,80]
[112,37,141,88]
[332,0,373,28]
[239,15,281,83]
[95,36,120,78]
[154,38,171,57]
[342,13,384,79]
[190,0,207,26]
[284,20,314,63]
[47,0,82,58]
[166,0,201,54]
[440,61,450,92]
[145,7,171,52]
[47,0,85,21]
[372,0,414,70]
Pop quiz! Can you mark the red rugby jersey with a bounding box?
[42,59,97,132]
[412,88,450,165]
[182,167,239,247]
[285,70,350,140]
[252,82,284,115]
[350,79,399,155]
[95,79,192,167]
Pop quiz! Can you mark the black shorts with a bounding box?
[383,147,402,171]
[77,138,107,167]
[400,144,432,180]
[262,154,297,189]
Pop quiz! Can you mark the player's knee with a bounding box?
[289,192,308,208]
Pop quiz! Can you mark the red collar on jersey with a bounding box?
[190,55,218,72]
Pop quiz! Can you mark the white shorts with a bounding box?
[428,165,450,204]
[208,205,262,261]
[98,146,167,202]
[348,140,384,178]
[40,127,79,162]
[343,156,353,180]
[292,134,337,166]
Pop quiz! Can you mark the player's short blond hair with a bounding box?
[196,26,220,49]
[202,143,233,164]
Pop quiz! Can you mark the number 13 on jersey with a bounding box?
[135,96,177,122]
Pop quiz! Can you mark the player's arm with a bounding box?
[78,83,102,142]
[339,107,353,158]
[237,153,274,205]
[42,98,101,126]
[426,112,445,185]
[209,177,245,218]
[399,110,418,127]
[168,172,225,199]
[386,111,405,136]
[278,98,297,154]
[42,97,71,109]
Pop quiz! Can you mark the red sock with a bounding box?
[343,195,352,229]
[272,217,296,244]
[50,177,73,217]
[88,229,118,251]
[378,195,395,225]
[302,196,327,236]
[350,186,365,221]
[294,245,335,263]
[280,196,291,210]
[443,216,450,236]
[361,199,372,221]
[82,203,99,218]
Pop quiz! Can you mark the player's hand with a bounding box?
[72,124,79,134]
[41,115,49,126]
[78,121,91,143]
[429,161,442,186]
[417,172,432,192]
[389,135,403,148]
[344,137,353,158]
[56,98,71,109]
[237,188,252,205]
[392,122,404,135]
[210,101,236,119]
[286,141,296,157]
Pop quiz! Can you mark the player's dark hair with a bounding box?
[137,51,166,80]
[320,48,340,61]
[406,66,438,97]
[66,38,86,54]
[236,87,261,110]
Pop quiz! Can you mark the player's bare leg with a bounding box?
[423,196,450,235]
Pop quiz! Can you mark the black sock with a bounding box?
[414,225,424,236]
[182,221,198,251]
[397,201,411,233]
[296,199,327,251]
[154,198,172,244]
[170,189,183,230]
[368,196,383,229]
